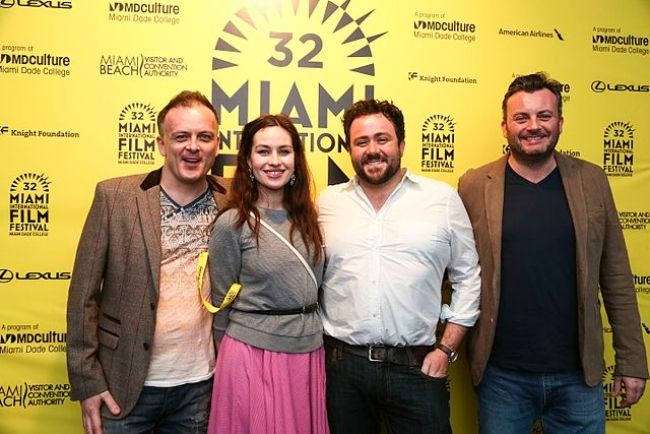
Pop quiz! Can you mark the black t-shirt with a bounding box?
[490,164,581,372]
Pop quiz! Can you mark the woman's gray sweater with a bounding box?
[209,207,324,353]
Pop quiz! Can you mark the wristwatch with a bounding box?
[436,343,458,363]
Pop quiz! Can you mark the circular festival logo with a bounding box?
[210,0,387,185]
[117,102,157,165]
[8,173,50,237]
[420,114,455,173]
[602,121,634,177]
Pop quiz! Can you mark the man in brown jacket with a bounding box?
[458,72,647,433]
[66,91,228,434]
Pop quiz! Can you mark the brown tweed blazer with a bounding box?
[66,168,228,418]
[458,152,648,387]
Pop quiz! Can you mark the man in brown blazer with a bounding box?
[66,91,228,434]
[458,72,647,433]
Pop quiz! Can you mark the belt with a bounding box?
[234,302,319,316]
[324,335,433,367]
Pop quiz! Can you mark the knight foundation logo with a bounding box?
[602,121,633,177]
[118,102,157,165]
[420,114,455,173]
[8,173,50,236]
[602,366,633,422]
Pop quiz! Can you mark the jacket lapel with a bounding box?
[555,152,588,300]
[138,171,162,296]
[485,155,507,294]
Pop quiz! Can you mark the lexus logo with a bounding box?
[591,80,606,93]
[0,269,14,284]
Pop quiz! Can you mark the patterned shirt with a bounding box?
[144,188,218,386]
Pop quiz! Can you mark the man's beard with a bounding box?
[507,130,559,164]
[353,153,401,185]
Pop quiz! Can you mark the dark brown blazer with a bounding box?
[66,168,228,417]
[458,152,648,387]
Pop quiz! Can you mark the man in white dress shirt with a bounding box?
[318,99,481,434]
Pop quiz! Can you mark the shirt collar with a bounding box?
[344,168,415,191]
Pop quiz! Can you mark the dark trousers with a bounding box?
[325,344,452,434]
[102,378,212,434]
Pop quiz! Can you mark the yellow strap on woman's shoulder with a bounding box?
[196,250,242,314]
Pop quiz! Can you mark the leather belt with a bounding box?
[234,302,319,315]
[324,335,433,367]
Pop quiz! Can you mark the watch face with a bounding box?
[449,351,459,363]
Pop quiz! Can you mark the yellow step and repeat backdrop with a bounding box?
[1,0,648,432]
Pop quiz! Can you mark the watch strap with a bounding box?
[436,342,458,362]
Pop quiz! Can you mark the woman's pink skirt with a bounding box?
[207,335,329,434]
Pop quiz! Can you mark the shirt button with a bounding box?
[143,342,150,350]
[150,303,155,310]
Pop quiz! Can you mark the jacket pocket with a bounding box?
[98,313,120,350]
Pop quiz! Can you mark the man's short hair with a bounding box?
[502,72,564,119]
[341,99,405,151]
[157,90,219,135]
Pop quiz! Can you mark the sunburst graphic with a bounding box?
[212,0,387,77]
[119,102,157,122]
[422,114,455,135]
[604,121,634,139]
[10,173,51,192]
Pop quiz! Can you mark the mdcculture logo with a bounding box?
[602,121,634,177]
[420,114,455,173]
[592,26,649,56]
[209,0,387,185]
[8,173,50,236]
[412,11,476,43]
[0,326,66,357]
[0,48,71,78]
[108,1,181,26]
[634,274,650,296]
[117,102,157,165]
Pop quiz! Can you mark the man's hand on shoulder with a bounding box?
[80,390,121,434]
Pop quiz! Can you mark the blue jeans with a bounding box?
[325,345,451,434]
[102,378,212,434]
[477,364,605,434]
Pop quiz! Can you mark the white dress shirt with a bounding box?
[318,171,481,346]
